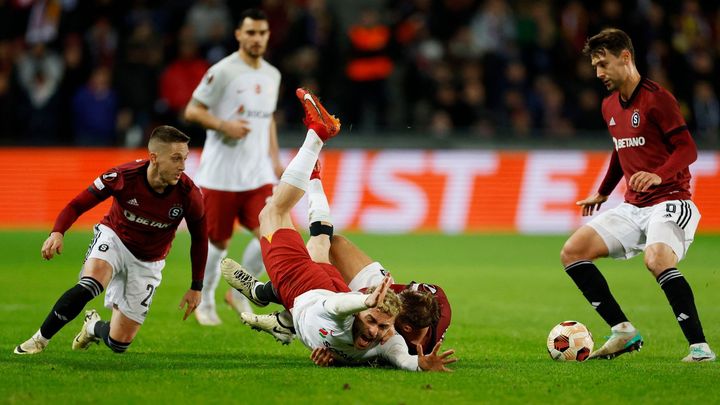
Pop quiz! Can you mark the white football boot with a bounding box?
[681,343,716,362]
[240,312,294,345]
[14,335,48,355]
[72,309,101,350]
[220,258,268,307]
[194,305,222,326]
[589,323,643,360]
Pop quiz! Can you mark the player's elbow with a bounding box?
[183,104,197,122]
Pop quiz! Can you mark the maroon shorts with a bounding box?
[261,228,350,309]
[202,184,274,241]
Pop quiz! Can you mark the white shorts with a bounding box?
[85,224,165,324]
[587,200,700,261]
[347,262,394,291]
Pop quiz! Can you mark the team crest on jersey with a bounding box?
[237,104,245,115]
[319,328,330,339]
[255,84,261,94]
[102,172,118,181]
[168,206,183,219]
[631,109,641,128]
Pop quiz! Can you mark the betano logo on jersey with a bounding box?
[123,209,172,228]
[613,136,646,150]
[236,104,272,119]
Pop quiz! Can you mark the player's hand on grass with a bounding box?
[629,171,661,193]
[41,232,64,260]
[178,289,201,320]
[576,193,608,216]
[418,341,457,372]
[311,347,336,367]
[219,119,251,139]
[365,273,392,308]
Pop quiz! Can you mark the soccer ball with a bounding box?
[547,320,594,362]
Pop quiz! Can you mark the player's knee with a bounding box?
[643,243,676,273]
[331,234,349,247]
[259,201,278,223]
[560,240,583,267]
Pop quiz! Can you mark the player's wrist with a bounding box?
[217,120,225,132]
[191,280,203,291]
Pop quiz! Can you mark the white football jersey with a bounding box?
[192,52,281,191]
[292,290,419,370]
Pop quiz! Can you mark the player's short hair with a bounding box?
[238,8,268,28]
[583,28,634,60]
[396,289,440,329]
[365,286,402,317]
[148,125,190,149]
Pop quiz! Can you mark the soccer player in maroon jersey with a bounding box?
[14,126,208,355]
[560,28,715,362]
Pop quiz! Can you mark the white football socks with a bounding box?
[280,129,323,192]
[33,329,49,344]
[200,242,226,310]
[307,179,331,224]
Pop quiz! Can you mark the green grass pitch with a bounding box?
[1,230,718,404]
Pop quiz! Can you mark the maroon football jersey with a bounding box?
[389,282,452,355]
[88,160,205,261]
[599,78,697,207]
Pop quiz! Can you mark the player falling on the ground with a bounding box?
[560,28,715,362]
[14,126,207,355]
[235,160,452,359]
[184,8,283,325]
[222,87,455,370]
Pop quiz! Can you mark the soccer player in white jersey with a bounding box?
[222,88,455,371]
[184,8,283,325]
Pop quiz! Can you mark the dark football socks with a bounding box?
[657,268,706,345]
[93,321,131,353]
[39,277,103,339]
[254,281,281,305]
[565,260,629,327]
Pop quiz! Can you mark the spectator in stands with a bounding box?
[14,41,64,144]
[72,65,117,146]
[344,7,393,130]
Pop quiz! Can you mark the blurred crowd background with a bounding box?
[0,0,718,147]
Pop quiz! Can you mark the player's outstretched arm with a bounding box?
[417,341,457,372]
[576,193,609,217]
[364,273,392,308]
[178,289,201,320]
[41,232,64,260]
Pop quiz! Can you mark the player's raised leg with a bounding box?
[14,258,110,355]
[561,225,643,360]
[258,88,340,238]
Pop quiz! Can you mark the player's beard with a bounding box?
[244,43,265,59]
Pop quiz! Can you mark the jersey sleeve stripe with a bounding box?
[664,125,688,138]
[87,186,103,199]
